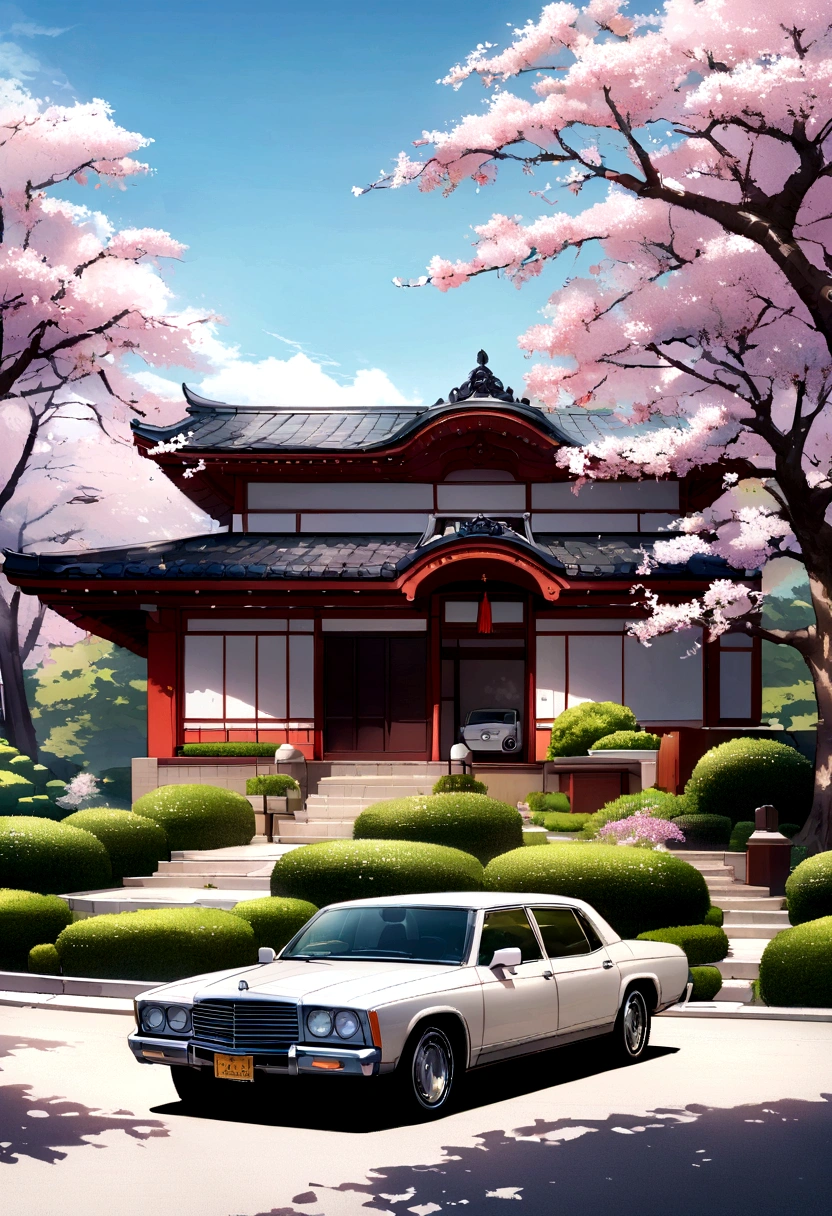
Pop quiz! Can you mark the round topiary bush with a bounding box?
[729,821,755,852]
[271,839,484,907]
[784,852,832,925]
[636,924,729,964]
[0,817,111,895]
[548,701,638,758]
[231,896,318,952]
[0,888,73,970]
[353,793,523,865]
[689,965,723,1000]
[54,906,257,981]
[29,942,61,975]
[684,738,812,826]
[483,843,709,939]
[528,791,571,819]
[759,916,832,1007]
[432,774,488,795]
[590,730,662,751]
[670,815,733,849]
[131,784,255,851]
[703,905,724,927]
[579,788,686,839]
[61,809,169,885]
[543,812,592,833]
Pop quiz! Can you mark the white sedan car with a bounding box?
[128,892,689,1117]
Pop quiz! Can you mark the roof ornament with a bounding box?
[440,350,530,406]
[458,514,506,537]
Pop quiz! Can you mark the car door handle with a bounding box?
[542,970,553,979]
[602,960,614,970]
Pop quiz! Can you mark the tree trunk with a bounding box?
[0,584,39,759]
[794,581,832,853]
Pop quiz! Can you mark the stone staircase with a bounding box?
[122,851,275,892]
[276,762,447,844]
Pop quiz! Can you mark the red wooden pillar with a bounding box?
[524,592,536,763]
[429,596,442,761]
[147,611,179,758]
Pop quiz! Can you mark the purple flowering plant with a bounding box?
[598,813,686,850]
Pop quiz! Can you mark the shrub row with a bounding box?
[132,784,255,851]
[689,966,723,1001]
[245,775,299,796]
[548,701,637,758]
[670,814,733,849]
[579,788,685,840]
[180,743,277,757]
[62,809,168,885]
[636,924,729,965]
[759,916,832,1007]
[527,792,570,816]
[0,888,72,970]
[0,817,111,895]
[589,730,661,751]
[539,812,592,833]
[432,774,488,795]
[353,793,523,865]
[785,851,832,925]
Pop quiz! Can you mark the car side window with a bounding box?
[478,908,543,966]
[530,907,591,959]
[574,909,605,952]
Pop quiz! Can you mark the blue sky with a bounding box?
[3,0,579,406]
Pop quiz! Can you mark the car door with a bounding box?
[475,907,558,1054]
[529,906,620,1032]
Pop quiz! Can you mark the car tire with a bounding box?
[394,1023,459,1118]
[610,988,651,1062]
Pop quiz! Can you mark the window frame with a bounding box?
[528,905,594,960]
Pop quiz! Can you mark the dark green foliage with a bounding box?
[0,817,111,895]
[759,917,832,1007]
[180,743,277,756]
[579,788,686,839]
[636,924,729,965]
[589,730,662,751]
[780,823,801,838]
[16,795,54,813]
[29,942,61,975]
[703,906,724,927]
[548,701,637,758]
[231,897,318,953]
[0,888,73,969]
[0,744,19,768]
[528,791,570,817]
[0,771,35,808]
[54,906,257,981]
[684,737,812,825]
[432,774,488,795]
[271,839,484,906]
[9,754,35,782]
[62,809,168,885]
[353,793,523,864]
[689,966,723,1000]
[45,780,67,803]
[542,812,592,832]
[483,843,709,939]
[245,774,300,796]
[785,852,832,925]
[729,821,755,852]
[671,815,733,848]
[132,784,255,851]
[31,765,49,791]
[791,845,809,872]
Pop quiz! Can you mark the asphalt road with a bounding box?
[1,1004,831,1216]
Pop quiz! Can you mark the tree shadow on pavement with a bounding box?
[237,1095,832,1216]
[153,1040,679,1133]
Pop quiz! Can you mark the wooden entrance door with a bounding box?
[323,635,429,757]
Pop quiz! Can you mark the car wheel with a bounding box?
[611,988,651,1062]
[396,1023,458,1118]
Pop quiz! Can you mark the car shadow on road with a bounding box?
[152,1040,679,1133]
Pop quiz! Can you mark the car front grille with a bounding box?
[192,1000,300,1052]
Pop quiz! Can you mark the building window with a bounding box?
[718,631,754,721]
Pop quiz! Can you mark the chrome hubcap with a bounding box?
[623,993,646,1056]
[412,1030,452,1108]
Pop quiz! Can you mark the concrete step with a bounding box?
[713,896,783,912]
[716,957,761,980]
[724,923,785,940]
[277,822,353,842]
[707,883,770,897]
[713,979,753,1003]
[327,763,445,777]
[123,874,271,891]
[315,784,434,799]
[723,909,790,926]
[156,859,266,876]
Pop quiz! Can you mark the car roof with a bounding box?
[325,892,587,912]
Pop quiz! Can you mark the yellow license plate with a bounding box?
[214,1053,254,1082]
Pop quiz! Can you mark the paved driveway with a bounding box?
[1,1005,830,1216]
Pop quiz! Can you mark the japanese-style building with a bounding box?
[4,352,761,769]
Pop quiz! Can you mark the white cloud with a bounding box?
[0,40,40,77]
[10,22,71,37]
[132,370,184,402]
[197,350,420,410]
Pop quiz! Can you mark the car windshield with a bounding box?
[466,710,517,725]
[282,905,475,965]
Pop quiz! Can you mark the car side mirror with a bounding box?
[258,947,276,964]
[489,947,522,973]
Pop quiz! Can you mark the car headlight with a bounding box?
[141,1005,166,1033]
[307,1009,333,1037]
[166,1006,191,1033]
[481,731,491,741]
[334,1010,360,1039]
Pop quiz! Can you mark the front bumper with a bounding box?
[128,1032,381,1078]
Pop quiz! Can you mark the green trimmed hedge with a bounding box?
[54,906,257,981]
[231,896,317,952]
[180,743,276,757]
[271,839,483,906]
[46,780,67,803]
[542,812,592,833]
[548,701,637,758]
[785,852,832,925]
[16,795,59,818]
[32,764,49,791]
[684,737,812,825]
[780,823,801,839]
[29,942,60,975]
[245,775,299,796]
[483,843,709,939]
[689,966,723,1000]
[432,774,488,795]
[8,754,35,782]
[759,916,832,1007]
[62,809,168,885]
[703,905,724,927]
[0,744,19,768]
[0,889,73,970]
[590,730,661,751]
[0,817,111,895]
[636,924,729,964]
[132,784,255,851]
[670,814,733,849]
[729,821,755,852]
[0,770,34,809]
[528,791,571,817]
[353,793,523,865]
[579,788,686,839]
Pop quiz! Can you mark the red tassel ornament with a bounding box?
[477,592,493,634]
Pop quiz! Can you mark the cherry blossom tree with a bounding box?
[364,1,832,849]
[0,80,212,758]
